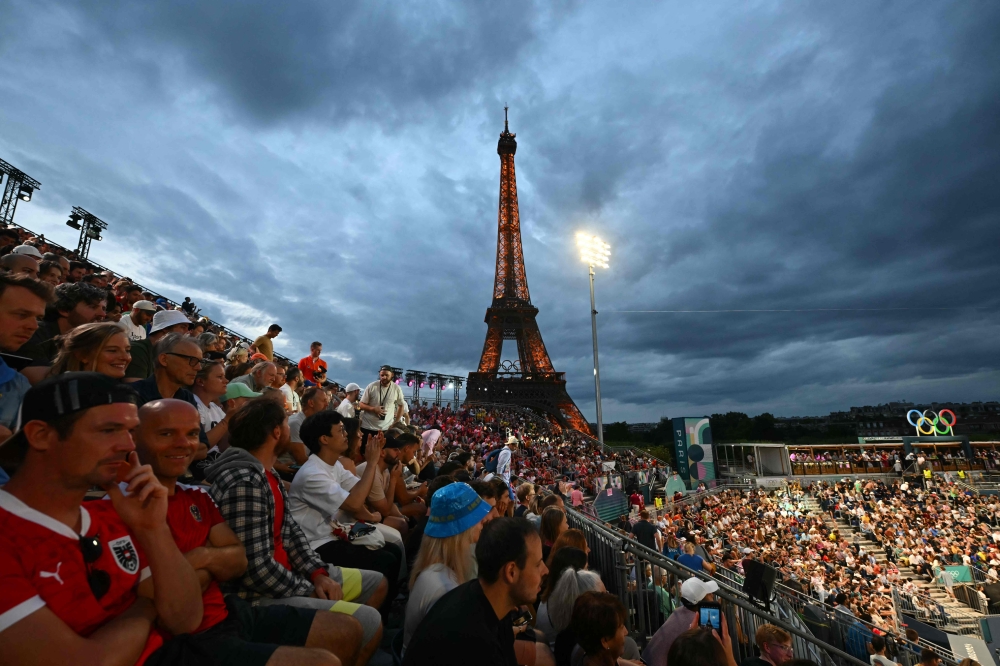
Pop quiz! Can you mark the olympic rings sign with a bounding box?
[906,409,957,436]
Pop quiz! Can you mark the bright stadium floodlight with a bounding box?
[575,232,611,448]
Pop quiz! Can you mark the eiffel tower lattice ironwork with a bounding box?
[465,111,593,435]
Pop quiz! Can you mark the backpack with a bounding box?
[483,447,503,474]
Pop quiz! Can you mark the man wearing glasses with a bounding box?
[0,373,204,664]
[743,624,794,666]
[132,333,211,461]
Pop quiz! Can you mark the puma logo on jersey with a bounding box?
[39,562,64,585]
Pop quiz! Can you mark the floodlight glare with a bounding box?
[17,184,33,202]
[575,232,610,269]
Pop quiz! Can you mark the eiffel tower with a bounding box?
[465,110,593,435]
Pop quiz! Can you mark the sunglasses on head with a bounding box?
[79,535,111,599]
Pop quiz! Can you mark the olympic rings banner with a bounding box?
[906,409,957,436]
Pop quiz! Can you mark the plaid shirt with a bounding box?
[208,461,328,603]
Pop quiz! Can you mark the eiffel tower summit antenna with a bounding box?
[465,110,593,435]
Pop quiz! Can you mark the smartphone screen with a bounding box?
[699,606,721,631]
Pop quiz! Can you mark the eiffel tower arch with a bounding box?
[465,111,593,435]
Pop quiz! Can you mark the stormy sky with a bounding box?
[2,1,998,422]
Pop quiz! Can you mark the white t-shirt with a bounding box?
[193,394,226,433]
[359,380,405,431]
[336,400,356,419]
[403,564,460,649]
[287,455,360,550]
[288,411,307,443]
[118,313,147,341]
[280,384,301,414]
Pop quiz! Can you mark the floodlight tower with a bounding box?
[576,232,611,447]
[449,376,463,411]
[0,158,41,227]
[65,207,108,259]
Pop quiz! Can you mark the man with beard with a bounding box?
[205,398,387,666]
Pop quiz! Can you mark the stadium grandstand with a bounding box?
[3,219,997,666]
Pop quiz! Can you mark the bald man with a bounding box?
[133,399,363,666]
[0,253,39,279]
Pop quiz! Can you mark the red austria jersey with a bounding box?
[0,490,158,653]
[166,483,229,633]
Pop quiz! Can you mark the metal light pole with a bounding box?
[576,233,610,448]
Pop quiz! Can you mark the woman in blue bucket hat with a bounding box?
[402,482,493,651]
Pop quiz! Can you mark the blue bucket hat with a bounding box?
[425,483,493,538]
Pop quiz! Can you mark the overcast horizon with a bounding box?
[2,1,998,422]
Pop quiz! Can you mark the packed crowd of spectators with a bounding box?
[0,226,675,666]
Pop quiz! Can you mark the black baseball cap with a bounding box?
[0,372,138,467]
[379,365,394,374]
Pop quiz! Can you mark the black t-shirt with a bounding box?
[630,520,658,550]
[514,505,528,518]
[402,579,516,666]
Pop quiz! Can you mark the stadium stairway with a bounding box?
[813,499,985,633]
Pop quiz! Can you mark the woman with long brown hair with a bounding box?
[47,323,131,380]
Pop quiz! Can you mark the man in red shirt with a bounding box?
[0,373,203,665]
[133,398,358,665]
[298,341,327,384]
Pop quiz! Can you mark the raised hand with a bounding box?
[104,451,169,533]
[366,432,385,465]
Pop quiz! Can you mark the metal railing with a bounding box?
[564,506,871,666]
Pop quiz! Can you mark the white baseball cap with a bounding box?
[131,300,158,312]
[345,383,361,392]
[681,578,719,604]
[12,245,43,260]
[149,310,191,333]
[742,547,753,554]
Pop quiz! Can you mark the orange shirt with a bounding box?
[298,355,328,382]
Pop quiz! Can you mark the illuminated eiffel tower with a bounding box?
[465,110,593,434]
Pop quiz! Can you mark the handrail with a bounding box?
[564,506,870,666]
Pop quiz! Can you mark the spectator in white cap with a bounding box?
[0,252,38,278]
[10,244,43,260]
[123,309,191,382]
[336,382,361,418]
[642,577,719,665]
[118,299,157,341]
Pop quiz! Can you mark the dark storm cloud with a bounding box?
[0,1,997,420]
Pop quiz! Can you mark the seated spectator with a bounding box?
[66,260,88,282]
[124,310,192,382]
[36,259,62,285]
[470,479,501,522]
[389,432,428,519]
[133,333,204,407]
[282,367,303,414]
[742,625,793,666]
[403,482,493,650]
[298,341,327,384]
[251,324,281,361]
[19,282,107,365]
[0,373,203,663]
[0,253,39,278]
[403,517,549,666]
[356,433,416,537]
[541,507,569,562]
[232,361,278,393]
[46,322,132,380]
[515,482,536,518]
[0,275,51,442]
[131,398,358,665]
[340,416,364,472]
[871,635,900,666]
[290,410,403,613]
[548,568,605,642]
[642,578,720,665]
[284,385,328,472]
[336,382,360,418]
[668,621,737,666]
[204,398,386,665]
[567,591,640,666]
[677,542,705,572]
[536,547,589,643]
[118,299,157,341]
[547,529,590,567]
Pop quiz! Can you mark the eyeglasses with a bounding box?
[769,644,794,654]
[164,352,207,368]
[79,535,111,599]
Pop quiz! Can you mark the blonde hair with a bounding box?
[48,323,130,376]
[755,624,791,649]
[410,528,478,588]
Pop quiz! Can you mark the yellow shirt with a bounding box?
[253,335,274,361]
